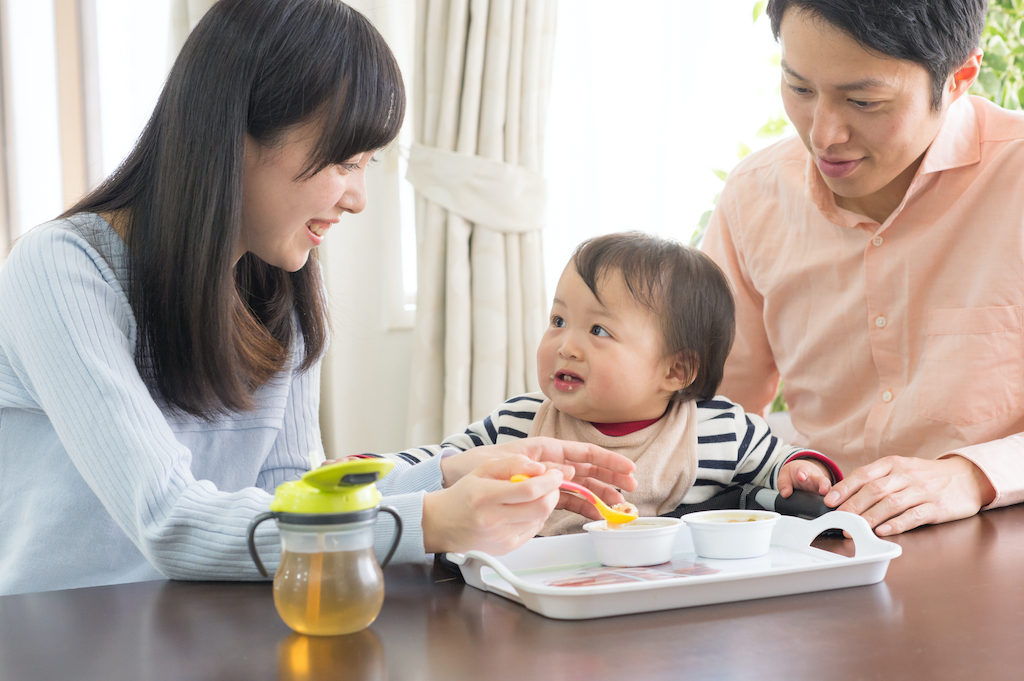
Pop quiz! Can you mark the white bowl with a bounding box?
[582,517,681,567]
[681,509,780,559]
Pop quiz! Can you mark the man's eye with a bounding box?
[850,99,878,110]
[591,325,610,337]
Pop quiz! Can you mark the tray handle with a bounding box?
[773,510,875,557]
[444,551,525,601]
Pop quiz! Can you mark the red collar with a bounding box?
[591,416,662,437]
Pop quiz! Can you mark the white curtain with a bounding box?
[168,0,217,63]
[405,0,557,444]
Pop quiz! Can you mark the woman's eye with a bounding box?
[340,163,361,172]
[591,325,610,337]
[552,316,565,328]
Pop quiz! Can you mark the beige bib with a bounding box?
[529,398,699,535]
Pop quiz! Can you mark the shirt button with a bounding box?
[875,316,887,328]
[882,390,893,403]
[872,236,883,247]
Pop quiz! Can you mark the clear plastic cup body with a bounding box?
[273,520,384,636]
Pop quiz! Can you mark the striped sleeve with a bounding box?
[368,393,545,465]
[692,397,839,492]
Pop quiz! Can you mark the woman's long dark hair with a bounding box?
[62,0,405,417]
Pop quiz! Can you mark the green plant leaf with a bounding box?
[713,168,729,182]
[753,0,766,23]
[690,210,713,247]
[737,142,752,158]
[770,381,787,413]
[976,69,1003,97]
[756,112,791,138]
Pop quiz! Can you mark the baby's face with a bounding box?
[537,265,685,423]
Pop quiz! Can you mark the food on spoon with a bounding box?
[606,502,639,529]
[612,502,638,516]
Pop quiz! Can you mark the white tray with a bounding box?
[445,511,901,620]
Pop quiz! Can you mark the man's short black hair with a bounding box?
[767,0,987,110]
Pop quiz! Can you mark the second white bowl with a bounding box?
[682,509,780,559]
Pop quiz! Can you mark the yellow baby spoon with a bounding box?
[510,474,638,525]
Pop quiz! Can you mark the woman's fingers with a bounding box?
[421,457,564,555]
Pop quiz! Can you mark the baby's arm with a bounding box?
[777,457,833,497]
[711,399,841,494]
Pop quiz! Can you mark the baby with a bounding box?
[380,232,839,534]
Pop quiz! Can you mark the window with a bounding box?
[543,0,789,297]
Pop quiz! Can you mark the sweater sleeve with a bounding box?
[0,227,427,580]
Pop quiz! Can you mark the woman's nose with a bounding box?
[338,172,367,214]
[809,100,850,152]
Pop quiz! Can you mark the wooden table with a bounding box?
[3,506,1024,681]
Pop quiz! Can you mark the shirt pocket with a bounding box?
[917,306,1023,425]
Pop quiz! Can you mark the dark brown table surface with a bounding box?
[3,505,1024,681]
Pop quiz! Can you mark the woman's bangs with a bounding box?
[304,30,406,176]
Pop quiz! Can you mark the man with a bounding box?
[703,0,1024,535]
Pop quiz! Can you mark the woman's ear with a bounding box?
[664,352,697,393]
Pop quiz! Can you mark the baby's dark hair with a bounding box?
[571,232,736,402]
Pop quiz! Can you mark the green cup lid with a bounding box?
[270,458,395,514]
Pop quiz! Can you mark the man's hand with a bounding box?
[822,455,996,536]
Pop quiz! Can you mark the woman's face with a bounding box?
[240,122,373,271]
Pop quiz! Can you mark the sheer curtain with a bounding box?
[169,0,217,58]
[404,0,557,445]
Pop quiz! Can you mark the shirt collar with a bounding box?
[806,96,981,228]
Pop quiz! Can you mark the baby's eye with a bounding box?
[551,316,565,328]
[591,325,610,337]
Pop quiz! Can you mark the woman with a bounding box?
[0,0,634,596]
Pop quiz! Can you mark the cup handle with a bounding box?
[246,511,276,577]
[377,505,403,568]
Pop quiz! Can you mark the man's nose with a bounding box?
[809,100,851,152]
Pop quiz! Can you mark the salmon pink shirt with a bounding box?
[703,95,1024,509]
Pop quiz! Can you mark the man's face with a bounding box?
[778,9,949,221]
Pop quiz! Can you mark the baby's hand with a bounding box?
[778,458,832,497]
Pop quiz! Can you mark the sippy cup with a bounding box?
[247,458,402,636]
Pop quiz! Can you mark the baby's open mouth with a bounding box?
[555,371,583,384]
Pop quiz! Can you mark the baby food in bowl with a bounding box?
[681,509,780,559]
[583,517,681,567]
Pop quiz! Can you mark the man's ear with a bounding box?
[664,352,698,393]
[949,47,983,102]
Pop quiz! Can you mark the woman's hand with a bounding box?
[822,455,996,536]
[424,439,638,554]
[422,456,565,555]
[439,437,637,494]
[777,458,833,497]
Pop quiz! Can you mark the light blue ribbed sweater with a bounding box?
[0,214,438,596]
